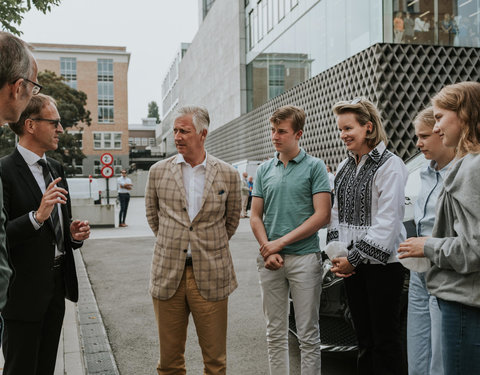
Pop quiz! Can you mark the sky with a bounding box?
[18,0,199,124]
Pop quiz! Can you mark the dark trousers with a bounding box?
[344,262,406,375]
[246,195,252,212]
[2,268,66,375]
[118,193,130,224]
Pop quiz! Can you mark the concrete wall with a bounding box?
[177,0,246,132]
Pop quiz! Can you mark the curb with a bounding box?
[74,250,120,375]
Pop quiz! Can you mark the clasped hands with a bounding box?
[260,239,285,270]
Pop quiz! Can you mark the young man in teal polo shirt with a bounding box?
[250,105,331,374]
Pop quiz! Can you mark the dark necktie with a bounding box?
[37,159,64,253]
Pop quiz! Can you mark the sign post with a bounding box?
[100,153,114,204]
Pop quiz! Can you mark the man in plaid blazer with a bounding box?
[145,106,241,375]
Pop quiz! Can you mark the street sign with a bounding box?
[101,165,114,178]
[100,152,113,165]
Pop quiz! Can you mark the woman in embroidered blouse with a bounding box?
[328,98,408,375]
[398,81,480,375]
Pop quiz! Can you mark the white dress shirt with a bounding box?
[17,145,65,256]
[176,153,207,257]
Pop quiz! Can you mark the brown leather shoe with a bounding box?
[119,223,126,227]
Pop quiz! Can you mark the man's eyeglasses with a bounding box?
[30,118,62,128]
[23,78,43,95]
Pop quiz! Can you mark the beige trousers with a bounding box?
[152,265,229,375]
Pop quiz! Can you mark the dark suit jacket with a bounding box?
[0,149,81,322]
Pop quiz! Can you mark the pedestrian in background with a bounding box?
[145,106,241,374]
[250,105,331,374]
[1,94,90,375]
[406,106,454,375]
[0,31,38,346]
[398,81,480,375]
[241,171,249,218]
[246,175,254,213]
[329,97,408,375]
[117,169,132,227]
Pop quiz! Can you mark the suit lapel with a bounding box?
[170,156,188,210]
[13,149,44,208]
[196,155,217,219]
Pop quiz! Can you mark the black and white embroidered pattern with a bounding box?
[326,229,339,243]
[335,148,393,227]
[356,238,390,264]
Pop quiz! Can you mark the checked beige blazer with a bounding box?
[145,153,241,302]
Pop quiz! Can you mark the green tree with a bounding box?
[0,0,62,35]
[38,70,91,176]
[148,101,160,123]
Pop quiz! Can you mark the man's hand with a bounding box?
[260,238,285,259]
[264,254,284,270]
[331,256,355,278]
[36,177,68,223]
[70,220,90,242]
[398,237,428,258]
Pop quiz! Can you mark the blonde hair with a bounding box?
[432,81,480,157]
[332,98,388,149]
[414,106,435,129]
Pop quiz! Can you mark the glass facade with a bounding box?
[246,0,480,111]
[60,57,77,89]
[97,59,114,123]
[246,0,383,111]
[385,0,480,47]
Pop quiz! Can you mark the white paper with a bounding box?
[398,256,431,273]
[323,241,348,260]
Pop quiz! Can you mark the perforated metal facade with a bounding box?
[206,43,480,167]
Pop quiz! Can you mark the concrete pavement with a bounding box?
[1,197,356,374]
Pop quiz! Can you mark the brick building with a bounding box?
[31,43,131,176]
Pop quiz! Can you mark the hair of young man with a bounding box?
[175,106,210,134]
[9,94,57,136]
[414,106,435,129]
[269,105,306,133]
[332,98,388,149]
[0,32,33,90]
[432,81,480,157]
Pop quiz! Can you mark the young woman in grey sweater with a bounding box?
[398,81,480,375]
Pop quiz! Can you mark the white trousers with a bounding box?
[257,253,323,375]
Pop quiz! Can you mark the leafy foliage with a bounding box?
[148,101,160,123]
[38,70,91,127]
[0,0,62,35]
[38,70,91,175]
[0,70,91,176]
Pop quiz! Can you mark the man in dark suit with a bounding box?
[0,93,90,375]
[0,31,39,327]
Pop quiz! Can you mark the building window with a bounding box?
[60,57,77,89]
[268,64,285,99]
[129,137,134,146]
[149,138,156,146]
[67,130,83,149]
[258,0,264,41]
[93,132,122,150]
[141,138,148,146]
[97,59,114,123]
[248,9,254,49]
[278,0,285,21]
